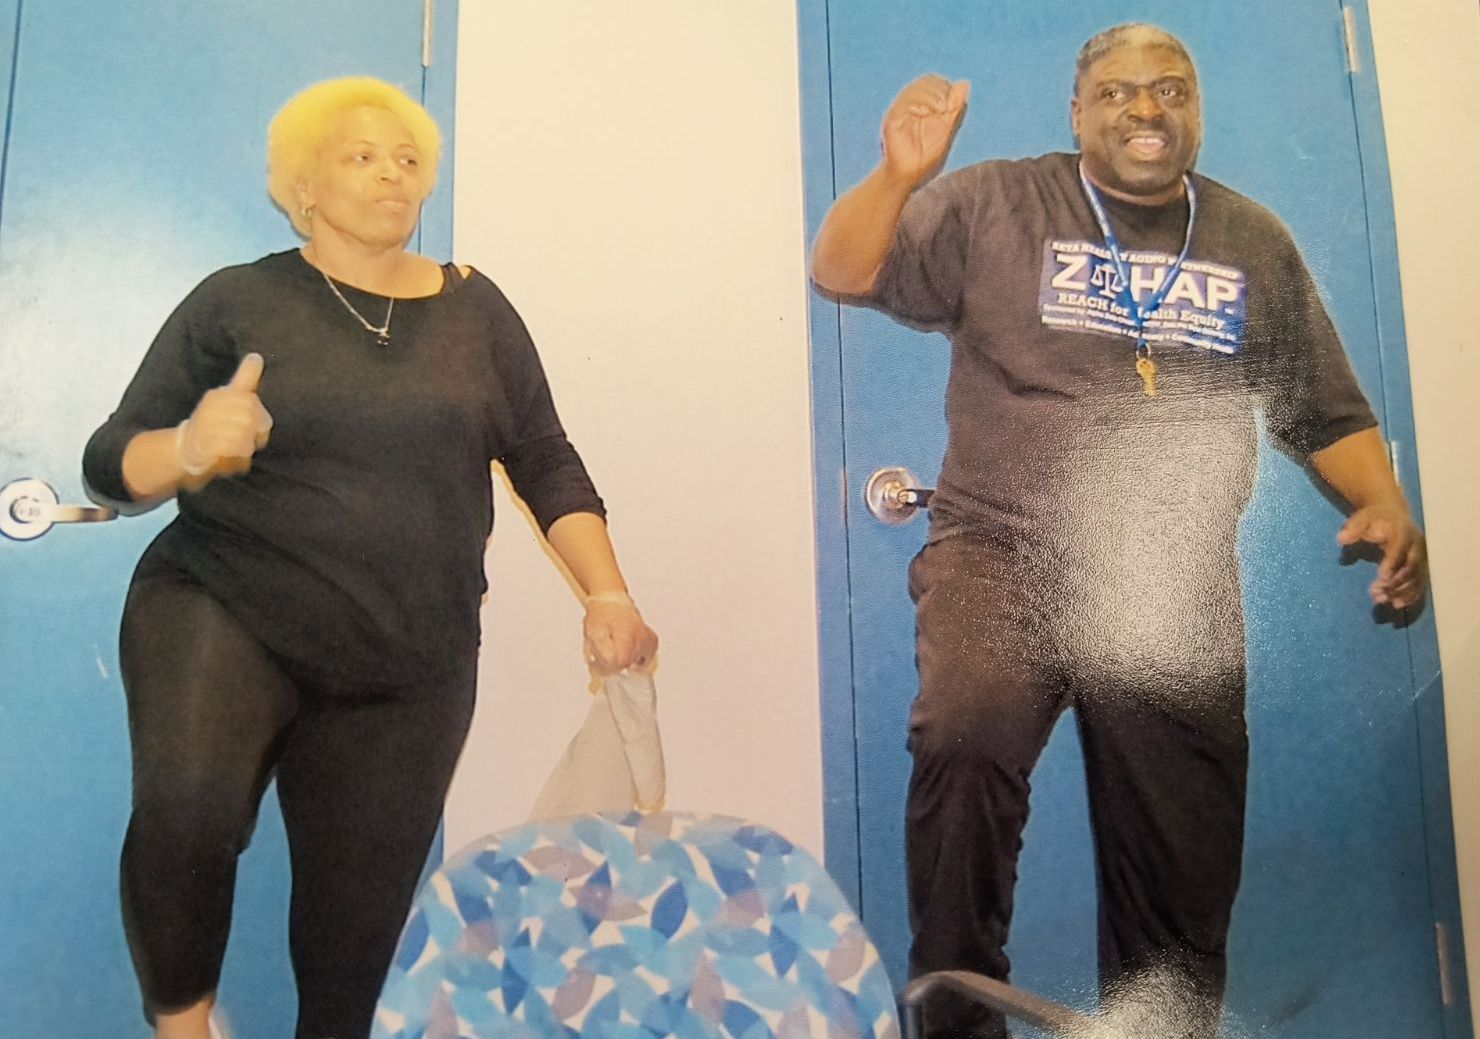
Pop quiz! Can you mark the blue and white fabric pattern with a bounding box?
[372,812,900,1039]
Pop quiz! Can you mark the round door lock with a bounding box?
[864,467,934,525]
[1,479,118,542]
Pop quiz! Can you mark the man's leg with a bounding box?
[1075,667,1248,1039]
[905,537,1066,1039]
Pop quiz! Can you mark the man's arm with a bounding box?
[811,76,970,296]
[1310,426,1427,609]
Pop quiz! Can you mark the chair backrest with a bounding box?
[372,811,901,1039]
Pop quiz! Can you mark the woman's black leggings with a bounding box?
[118,567,476,1039]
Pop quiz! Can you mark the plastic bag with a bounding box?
[528,670,665,819]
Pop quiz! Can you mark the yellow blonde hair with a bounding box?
[267,76,443,237]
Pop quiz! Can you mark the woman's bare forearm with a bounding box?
[120,427,189,502]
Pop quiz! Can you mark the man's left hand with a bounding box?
[1336,504,1428,610]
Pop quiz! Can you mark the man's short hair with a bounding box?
[1074,23,1198,96]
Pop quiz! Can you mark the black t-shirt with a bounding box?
[84,250,605,683]
[868,153,1376,660]
[871,151,1375,555]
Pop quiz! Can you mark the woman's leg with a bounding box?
[275,659,477,1039]
[118,570,300,1032]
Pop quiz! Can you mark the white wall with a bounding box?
[446,0,1480,1021]
[1369,0,1480,1019]
[445,2,822,851]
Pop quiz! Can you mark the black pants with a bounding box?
[118,567,476,1039]
[905,537,1248,1039]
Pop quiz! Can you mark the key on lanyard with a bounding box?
[1079,164,1197,398]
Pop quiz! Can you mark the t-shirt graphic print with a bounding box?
[1038,238,1248,354]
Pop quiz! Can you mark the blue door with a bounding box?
[798,1,1469,1035]
[0,3,454,1035]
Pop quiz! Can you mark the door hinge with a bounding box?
[422,0,435,68]
[1388,438,1401,489]
[1437,921,1455,1007]
[1342,6,1362,74]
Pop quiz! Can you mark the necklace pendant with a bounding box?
[1135,353,1158,397]
[319,269,395,346]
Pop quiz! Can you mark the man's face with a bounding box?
[1071,41,1202,204]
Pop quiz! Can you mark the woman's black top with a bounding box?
[84,250,605,683]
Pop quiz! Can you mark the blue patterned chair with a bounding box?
[371,812,903,1039]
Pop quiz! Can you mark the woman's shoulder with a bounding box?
[446,262,521,313]
[193,250,308,293]
[442,264,547,359]
[158,251,302,319]
[448,260,495,291]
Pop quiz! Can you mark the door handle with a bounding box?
[864,466,933,525]
[1,479,118,542]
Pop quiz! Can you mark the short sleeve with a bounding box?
[868,169,973,330]
[1254,224,1377,457]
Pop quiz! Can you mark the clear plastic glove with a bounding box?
[177,353,273,477]
[582,592,658,675]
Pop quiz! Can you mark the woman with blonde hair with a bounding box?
[84,77,656,1039]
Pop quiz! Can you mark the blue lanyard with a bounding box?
[1077,163,1197,356]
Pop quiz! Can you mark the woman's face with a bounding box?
[299,105,428,249]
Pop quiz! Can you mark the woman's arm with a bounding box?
[115,353,273,502]
[546,511,658,673]
[84,273,270,507]
[117,427,193,503]
[478,276,657,672]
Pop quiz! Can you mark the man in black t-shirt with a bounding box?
[811,22,1427,1039]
